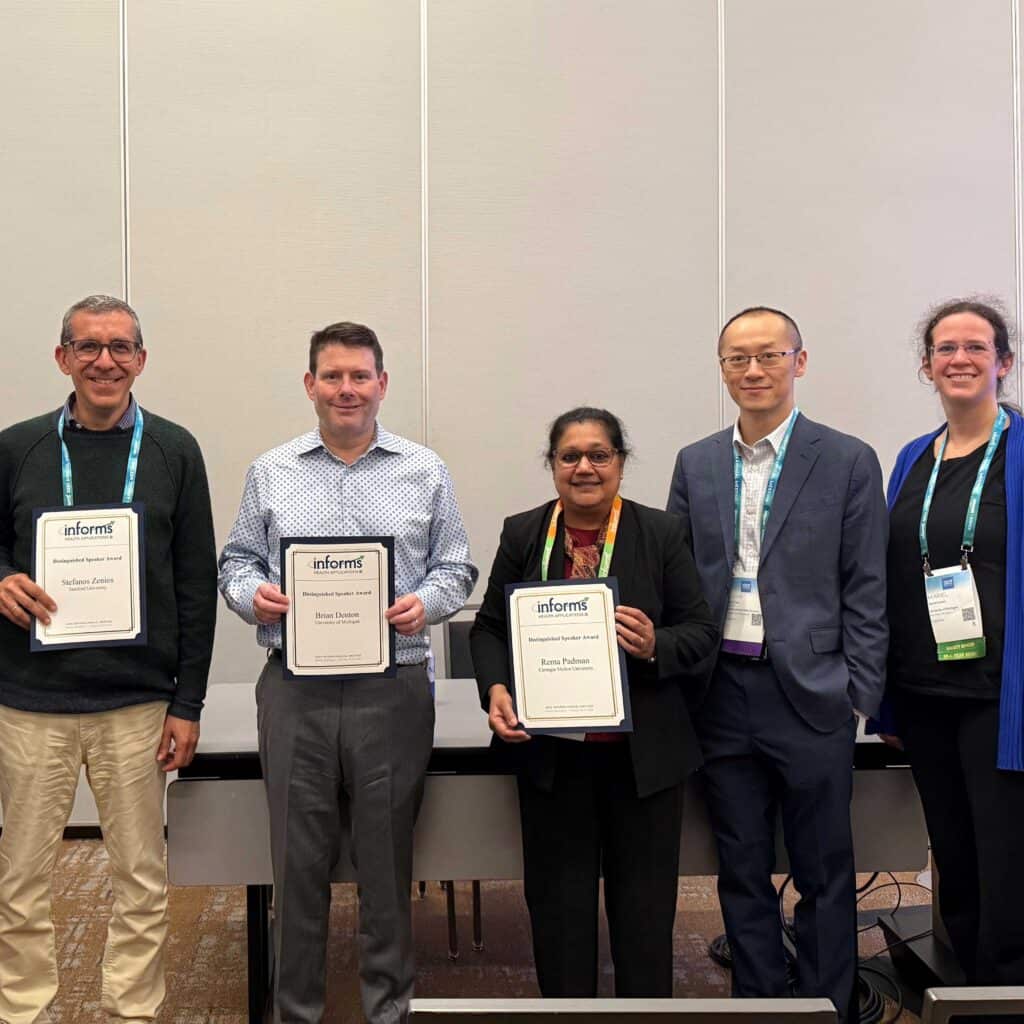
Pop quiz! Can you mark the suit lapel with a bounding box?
[758,415,821,566]
[710,432,737,566]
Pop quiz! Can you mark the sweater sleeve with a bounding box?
[0,434,17,580]
[167,433,218,720]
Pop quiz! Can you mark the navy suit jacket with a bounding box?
[667,414,888,731]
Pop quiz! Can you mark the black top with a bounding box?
[470,498,719,798]
[887,432,1007,698]
[0,408,217,720]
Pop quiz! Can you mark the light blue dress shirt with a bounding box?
[218,423,477,663]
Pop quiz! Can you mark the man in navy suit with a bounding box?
[667,307,887,1022]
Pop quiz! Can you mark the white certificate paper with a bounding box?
[281,537,396,679]
[31,503,146,651]
[505,578,631,734]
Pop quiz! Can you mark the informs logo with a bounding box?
[63,520,115,538]
[311,555,365,571]
[535,596,589,614]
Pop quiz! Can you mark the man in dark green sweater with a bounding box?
[0,295,217,1024]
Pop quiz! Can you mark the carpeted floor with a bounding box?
[45,840,930,1023]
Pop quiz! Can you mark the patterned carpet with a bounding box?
[45,840,929,1023]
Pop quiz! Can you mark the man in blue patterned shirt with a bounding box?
[218,322,477,1024]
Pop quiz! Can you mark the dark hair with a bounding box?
[919,298,1015,398]
[545,407,632,466]
[718,306,803,351]
[309,321,384,375]
[61,295,143,348]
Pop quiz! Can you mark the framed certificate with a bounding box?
[31,503,147,651]
[280,537,396,679]
[505,577,632,734]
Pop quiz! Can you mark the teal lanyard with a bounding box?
[57,406,144,507]
[919,407,1007,574]
[733,408,799,552]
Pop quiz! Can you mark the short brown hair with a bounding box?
[309,322,383,375]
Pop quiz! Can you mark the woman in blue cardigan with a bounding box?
[884,298,1024,986]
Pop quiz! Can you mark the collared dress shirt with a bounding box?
[732,411,866,717]
[731,411,796,578]
[63,392,137,431]
[218,422,477,664]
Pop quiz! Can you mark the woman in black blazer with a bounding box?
[470,407,718,998]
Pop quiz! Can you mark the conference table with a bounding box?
[167,679,927,1023]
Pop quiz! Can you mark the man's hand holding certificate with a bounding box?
[505,577,632,734]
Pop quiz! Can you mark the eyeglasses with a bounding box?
[719,349,799,372]
[930,342,997,360]
[63,339,142,364]
[554,448,619,467]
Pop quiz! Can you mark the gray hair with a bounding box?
[60,295,144,348]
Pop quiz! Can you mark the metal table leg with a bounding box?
[472,880,483,951]
[246,884,273,1024]
[444,881,459,960]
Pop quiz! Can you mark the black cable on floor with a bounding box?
[706,873,930,1024]
[858,963,904,1024]
[857,872,880,895]
[857,971,887,1024]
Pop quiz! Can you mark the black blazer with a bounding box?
[470,498,719,798]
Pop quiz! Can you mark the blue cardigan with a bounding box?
[884,407,1024,770]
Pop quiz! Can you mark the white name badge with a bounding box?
[924,565,986,661]
[721,575,764,657]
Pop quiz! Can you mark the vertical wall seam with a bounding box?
[420,0,430,445]
[717,0,727,427]
[119,0,130,302]
[1012,0,1023,403]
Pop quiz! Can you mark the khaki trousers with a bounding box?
[0,701,169,1024]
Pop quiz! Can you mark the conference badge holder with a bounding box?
[924,564,986,661]
[721,575,765,658]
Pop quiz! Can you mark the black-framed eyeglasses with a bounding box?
[554,448,620,467]
[719,349,799,372]
[63,339,143,364]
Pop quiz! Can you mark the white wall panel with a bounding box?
[1016,0,1024,405]
[1,1,1022,729]
[0,0,122,419]
[428,0,720,588]
[0,1,122,828]
[723,0,1017,474]
[127,0,423,681]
